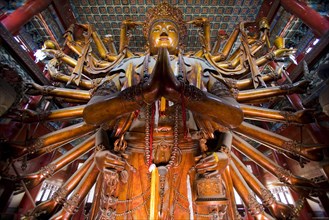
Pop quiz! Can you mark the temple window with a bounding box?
[35,181,60,203]
[269,186,294,205]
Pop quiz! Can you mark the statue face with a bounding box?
[149,21,179,55]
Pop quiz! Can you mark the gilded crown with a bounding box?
[143,3,187,43]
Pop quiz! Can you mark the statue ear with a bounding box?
[179,42,185,51]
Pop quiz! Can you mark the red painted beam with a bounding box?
[256,0,280,23]
[280,0,329,37]
[1,0,53,34]
[52,0,76,30]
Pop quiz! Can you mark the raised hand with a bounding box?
[122,19,143,29]
[187,17,209,27]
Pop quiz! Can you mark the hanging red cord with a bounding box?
[134,109,140,119]
[181,93,187,139]
[149,104,155,166]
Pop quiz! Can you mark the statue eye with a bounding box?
[168,27,176,32]
[153,28,160,32]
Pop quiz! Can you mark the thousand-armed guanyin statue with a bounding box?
[4,2,328,220]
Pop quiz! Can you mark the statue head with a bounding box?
[143,3,187,55]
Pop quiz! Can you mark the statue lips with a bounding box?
[159,36,169,41]
[158,37,172,47]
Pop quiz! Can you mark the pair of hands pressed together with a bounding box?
[138,48,185,105]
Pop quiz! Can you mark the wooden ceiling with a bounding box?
[69,0,263,52]
[2,0,327,56]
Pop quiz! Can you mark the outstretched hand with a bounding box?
[195,152,229,178]
[95,150,126,172]
[25,82,45,95]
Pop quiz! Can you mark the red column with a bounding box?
[1,0,53,34]
[280,0,329,37]
[256,0,280,23]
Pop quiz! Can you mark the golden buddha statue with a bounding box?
[7,2,327,220]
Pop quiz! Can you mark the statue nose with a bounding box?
[160,28,168,36]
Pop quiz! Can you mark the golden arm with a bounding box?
[12,124,96,161]
[222,167,241,220]
[187,17,211,52]
[14,105,85,123]
[240,104,314,124]
[211,26,240,61]
[224,18,270,63]
[46,58,95,89]
[87,173,103,220]
[28,122,97,154]
[26,156,93,218]
[232,133,317,189]
[44,49,118,76]
[80,24,119,61]
[234,121,325,161]
[50,162,99,220]
[230,160,275,220]
[205,47,295,76]
[63,24,117,62]
[26,82,91,101]
[236,80,309,102]
[119,19,143,53]
[224,66,282,90]
[26,134,89,161]
[231,154,294,219]
[22,135,95,189]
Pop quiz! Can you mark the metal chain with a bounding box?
[195,213,213,218]
[144,102,180,169]
[176,202,190,213]
[144,104,151,164]
[116,188,150,204]
[175,189,188,201]
[166,104,180,169]
[115,195,150,217]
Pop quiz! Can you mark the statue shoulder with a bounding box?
[183,56,217,74]
[111,56,145,74]
[183,56,231,92]
[183,56,220,82]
